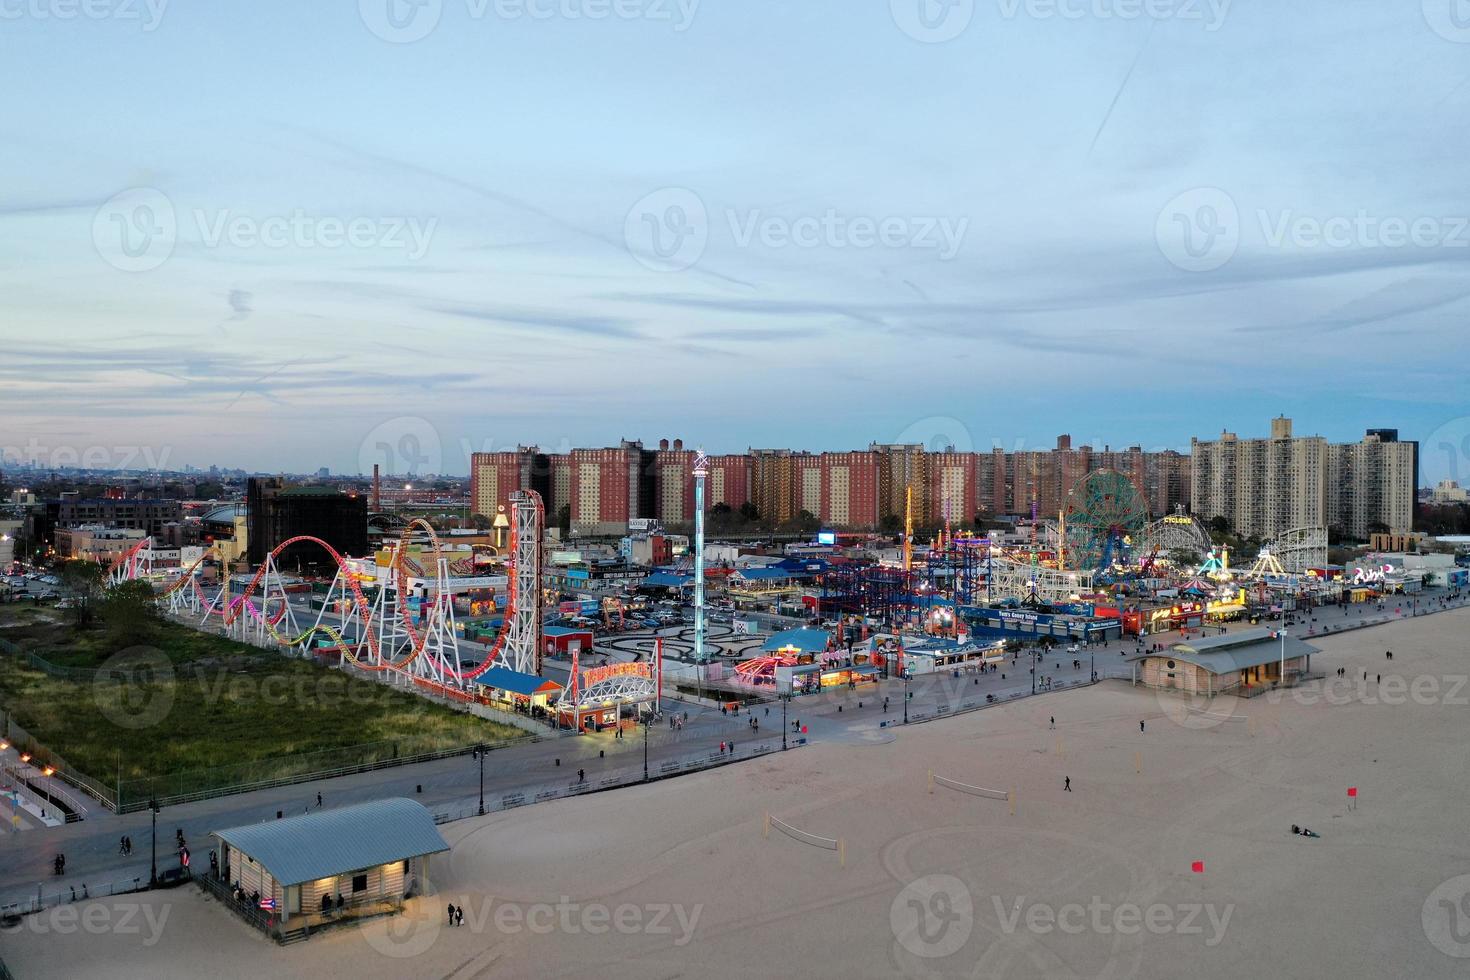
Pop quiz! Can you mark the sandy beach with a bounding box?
[6,606,1469,979]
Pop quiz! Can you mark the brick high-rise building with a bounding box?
[926,451,975,528]
[707,454,751,512]
[870,443,929,526]
[1328,431,1417,539]
[751,449,799,526]
[569,441,654,537]
[653,439,695,525]
[820,451,879,529]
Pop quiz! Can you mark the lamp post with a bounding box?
[149,797,159,887]
[903,670,910,724]
[1278,627,1287,686]
[642,712,650,782]
[475,744,485,817]
[781,692,789,750]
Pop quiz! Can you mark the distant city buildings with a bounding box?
[471,436,1195,535]
[1430,479,1468,504]
[1192,417,1415,541]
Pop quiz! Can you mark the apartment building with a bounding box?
[1192,418,1412,541]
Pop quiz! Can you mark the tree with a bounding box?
[58,560,105,627]
[101,580,159,646]
[1366,521,1390,538]
[879,513,903,534]
[469,512,491,531]
[738,501,760,524]
[1207,515,1232,540]
[556,504,571,536]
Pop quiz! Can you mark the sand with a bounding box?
[6,608,1469,979]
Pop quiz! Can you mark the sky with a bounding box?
[3,0,1470,482]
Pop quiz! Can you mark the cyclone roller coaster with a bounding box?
[128,491,546,700]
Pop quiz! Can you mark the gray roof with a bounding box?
[1155,628,1318,675]
[212,798,448,887]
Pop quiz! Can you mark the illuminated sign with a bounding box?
[817,531,837,546]
[581,662,654,688]
[1163,516,1194,526]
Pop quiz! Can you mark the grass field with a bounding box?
[0,609,524,806]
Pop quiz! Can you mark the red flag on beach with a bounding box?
[1191,861,1204,873]
[1347,787,1358,798]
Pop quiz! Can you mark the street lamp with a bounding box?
[475,744,485,817]
[149,797,160,887]
[903,670,910,724]
[1278,627,1287,686]
[781,692,789,750]
[642,711,650,782]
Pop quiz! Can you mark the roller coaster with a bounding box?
[133,491,545,697]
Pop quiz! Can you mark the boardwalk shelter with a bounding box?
[474,665,563,714]
[1136,629,1318,696]
[211,798,448,928]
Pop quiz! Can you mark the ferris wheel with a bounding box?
[1064,469,1148,573]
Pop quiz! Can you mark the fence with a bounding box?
[0,874,151,919]
[427,738,791,824]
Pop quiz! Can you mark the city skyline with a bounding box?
[4,2,1469,480]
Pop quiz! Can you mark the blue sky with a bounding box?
[3,0,1469,481]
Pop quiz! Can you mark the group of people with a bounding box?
[446,903,465,926]
[320,892,346,915]
[117,835,134,856]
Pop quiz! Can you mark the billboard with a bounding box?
[816,530,837,546]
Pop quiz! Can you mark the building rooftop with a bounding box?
[1160,628,1319,674]
[763,628,831,655]
[211,798,448,887]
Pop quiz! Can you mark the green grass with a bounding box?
[0,617,525,807]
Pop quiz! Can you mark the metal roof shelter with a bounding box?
[212,797,448,889]
[1165,629,1319,674]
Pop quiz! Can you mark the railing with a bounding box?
[429,739,789,823]
[0,875,149,919]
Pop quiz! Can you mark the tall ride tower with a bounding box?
[692,450,709,664]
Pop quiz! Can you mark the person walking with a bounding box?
[1139,720,1146,734]
[1064,777,1072,792]
[316,792,322,808]
[1049,716,1055,730]
[447,903,456,926]
[455,906,463,927]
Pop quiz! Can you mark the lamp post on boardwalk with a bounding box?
[149,797,159,887]
[781,692,789,750]
[642,712,650,782]
[475,744,485,817]
[1278,628,1287,686]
